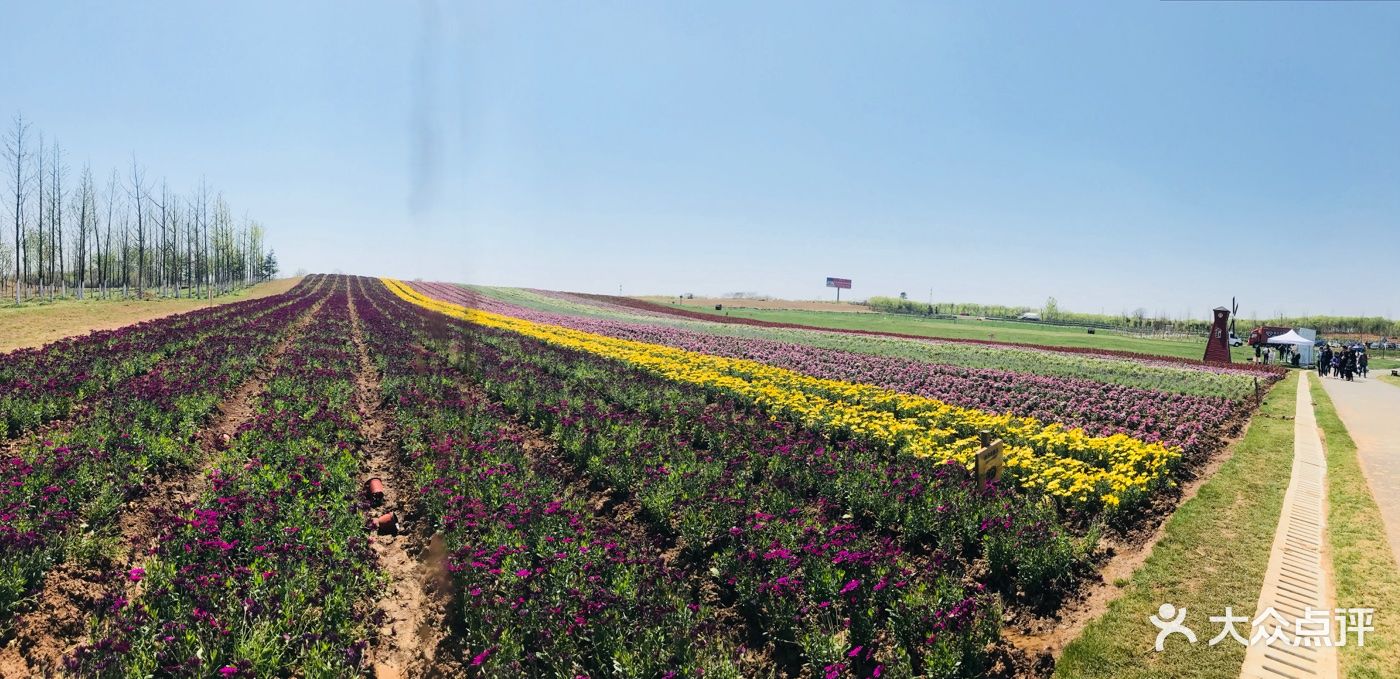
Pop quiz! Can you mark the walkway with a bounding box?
[1318,371,1400,567]
[1240,372,1337,679]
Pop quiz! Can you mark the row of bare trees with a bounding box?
[3,112,276,305]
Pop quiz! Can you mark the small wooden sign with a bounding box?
[976,438,1006,485]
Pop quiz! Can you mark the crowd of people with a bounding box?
[1317,344,1369,381]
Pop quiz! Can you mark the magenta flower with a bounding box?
[127,567,144,582]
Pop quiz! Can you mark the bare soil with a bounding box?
[347,292,450,679]
[0,290,325,677]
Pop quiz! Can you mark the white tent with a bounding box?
[1268,330,1312,346]
[1266,329,1317,366]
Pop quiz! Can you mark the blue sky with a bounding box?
[3,2,1397,319]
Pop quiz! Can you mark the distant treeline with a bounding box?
[3,111,276,305]
[866,296,1400,338]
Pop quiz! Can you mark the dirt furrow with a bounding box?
[346,288,448,679]
[0,292,328,678]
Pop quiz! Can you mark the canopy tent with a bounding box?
[1265,328,1318,366]
[1267,330,1312,345]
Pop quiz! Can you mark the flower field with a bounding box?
[0,274,1278,677]
[388,280,1263,517]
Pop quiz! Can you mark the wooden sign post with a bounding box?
[975,429,1006,485]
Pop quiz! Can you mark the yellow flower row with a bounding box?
[383,278,1180,513]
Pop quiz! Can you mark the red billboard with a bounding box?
[825,277,852,289]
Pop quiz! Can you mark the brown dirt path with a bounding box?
[0,284,327,678]
[346,286,447,679]
[1318,373,1400,567]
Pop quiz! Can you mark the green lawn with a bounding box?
[1368,354,1400,371]
[687,306,1261,362]
[1311,379,1400,678]
[1053,373,1298,678]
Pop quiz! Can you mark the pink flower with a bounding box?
[840,579,860,594]
[127,567,145,582]
[515,568,530,578]
[219,667,238,676]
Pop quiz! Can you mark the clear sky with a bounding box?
[3,1,1397,320]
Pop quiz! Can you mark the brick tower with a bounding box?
[1204,306,1232,363]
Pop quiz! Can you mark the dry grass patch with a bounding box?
[0,277,302,352]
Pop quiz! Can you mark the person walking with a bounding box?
[1320,346,1333,377]
[1360,351,1369,378]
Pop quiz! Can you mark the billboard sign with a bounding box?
[825,277,852,289]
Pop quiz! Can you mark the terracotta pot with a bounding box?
[366,477,385,503]
[372,512,398,535]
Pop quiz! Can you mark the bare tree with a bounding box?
[50,141,65,298]
[200,179,210,300]
[184,194,194,298]
[35,133,44,298]
[74,165,93,299]
[127,156,147,299]
[119,203,130,299]
[103,169,119,299]
[5,114,31,304]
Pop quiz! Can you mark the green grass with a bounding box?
[1309,379,1400,678]
[688,306,1260,362]
[1054,373,1298,678]
[1368,354,1400,371]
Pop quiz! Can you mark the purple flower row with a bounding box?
[0,286,308,439]
[0,277,328,627]
[70,279,377,677]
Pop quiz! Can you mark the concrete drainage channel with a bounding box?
[1240,373,1337,679]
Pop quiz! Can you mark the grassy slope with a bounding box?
[0,277,303,353]
[1309,379,1400,678]
[1054,373,1298,678]
[677,305,1260,362]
